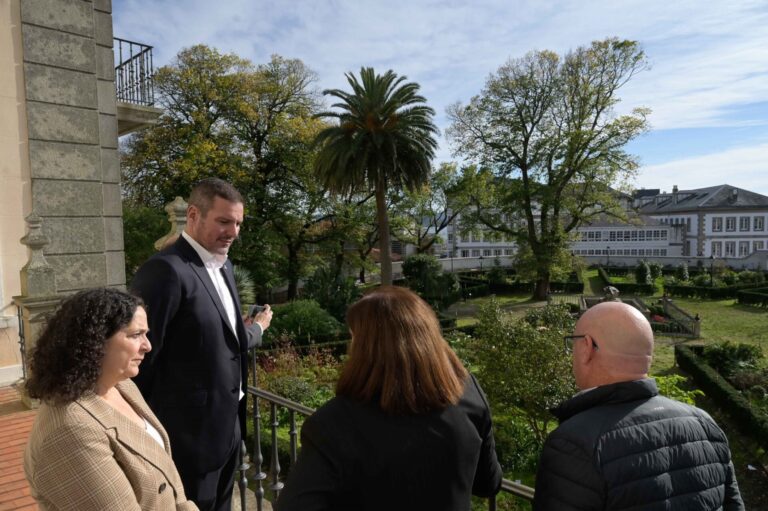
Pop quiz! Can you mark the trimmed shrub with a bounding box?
[665,282,764,299]
[675,345,768,451]
[737,287,768,307]
[262,299,343,346]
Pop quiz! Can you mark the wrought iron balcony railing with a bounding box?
[114,37,155,106]
[235,355,535,510]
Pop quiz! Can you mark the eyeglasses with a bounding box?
[563,334,599,353]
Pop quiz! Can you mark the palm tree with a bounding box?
[314,67,438,286]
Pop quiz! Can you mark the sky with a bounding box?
[113,0,768,196]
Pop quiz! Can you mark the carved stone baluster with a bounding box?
[154,196,189,250]
[15,212,61,408]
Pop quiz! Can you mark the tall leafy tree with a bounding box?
[448,38,649,299]
[313,67,439,285]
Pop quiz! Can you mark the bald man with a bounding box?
[533,302,744,511]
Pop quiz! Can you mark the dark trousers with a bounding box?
[180,419,241,511]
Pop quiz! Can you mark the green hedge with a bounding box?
[675,345,768,451]
[737,287,768,307]
[597,266,655,295]
[665,283,762,299]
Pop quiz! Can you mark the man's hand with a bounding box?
[252,304,273,331]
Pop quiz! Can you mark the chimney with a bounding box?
[731,188,738,202]
[673,185,678,204]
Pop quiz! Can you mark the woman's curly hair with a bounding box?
[25,288,143,404]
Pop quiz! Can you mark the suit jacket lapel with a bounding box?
[175,237,239,342]
[75,381,184,494]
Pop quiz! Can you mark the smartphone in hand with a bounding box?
[248,304,266,318]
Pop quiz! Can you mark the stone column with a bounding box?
[20,0,124,292]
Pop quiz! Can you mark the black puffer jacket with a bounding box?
[533,379,744,511]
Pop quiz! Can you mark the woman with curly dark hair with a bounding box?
[277,286,502,511]
[24,287,197,511]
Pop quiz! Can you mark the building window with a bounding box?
[725,241,736,257]
[493,249,501,256]
[661,231,668,240]
[712,217,723,232]
[504,249,513,255]
[661,249,667,256]
[471,249,480,257]
[712,241,722,256]
[755,216,765,231]
[739,241,749,256]
[686,218,692,233]
[754,241,765,252]
[726,217,736,231]
[483,249,492,256]
[609,231,616,241]
[739,216,750,231]
[447,233,454,242]
[461,250,469,258]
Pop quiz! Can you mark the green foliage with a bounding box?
[402,254,442,292]
[402,254,461,309]
[635,260,652,286]
[303,266,361,322]
[675,345,768,451]
[314,67,439,285]
[737,270,765,284]
[692,273,713,287]
[487,258,507,285]
[721,269,738,286]
[702,341,763,378]
[648,261,663,280]
[492,414,541,474]
[263,300,343,346]
[654,374,703,405]
[469,300,577,446]
[232,265,256,306]
[675,262,690,281]
[257,344,341,412]
[122,203,168,282]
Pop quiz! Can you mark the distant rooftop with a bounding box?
[635,184,768,213]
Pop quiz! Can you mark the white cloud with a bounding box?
[635,142,768,196]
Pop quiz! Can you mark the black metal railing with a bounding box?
[114,37,155,106]
[238,362,535,510]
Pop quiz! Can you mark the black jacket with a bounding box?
[277,374,502,511]
[533,378,744,511]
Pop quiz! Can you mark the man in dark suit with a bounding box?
[132,178,272,511]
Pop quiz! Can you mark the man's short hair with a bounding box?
[188,178,244,216]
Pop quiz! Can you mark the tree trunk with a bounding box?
[534,273,550,301]
[359,266,366,283]
[286,246,300,300]
[375,184,393,285]
[333,240,345,281]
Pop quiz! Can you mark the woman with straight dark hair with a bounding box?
[278,286,502,511]
[24,288,197,511]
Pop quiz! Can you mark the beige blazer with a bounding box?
[24,379,198,511]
